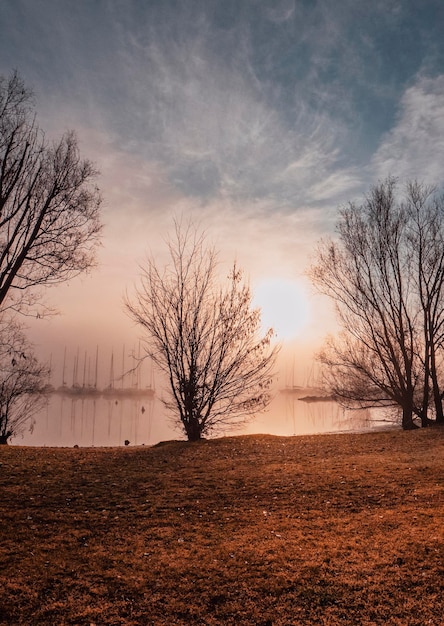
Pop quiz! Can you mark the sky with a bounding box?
[1,0,444,389]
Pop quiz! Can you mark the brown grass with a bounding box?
[1,428,443,625]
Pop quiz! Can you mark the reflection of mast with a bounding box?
[119,398,123,442]
[146,400,153,444]
[92,398,96,446]
[62,347,67,387]
[150,365,155,391]
[121,344,125,389]
[134,402,138,445]
[73,347,80,388]
[107,399,112,438]
[70,398,75,437]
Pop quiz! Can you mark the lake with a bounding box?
[12,386,384,447]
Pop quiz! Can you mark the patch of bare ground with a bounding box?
[1,428,443,625]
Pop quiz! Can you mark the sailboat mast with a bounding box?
[121,344,125,389]
[62,346,67,387]
[82,351,87,388]
[94,345,99,389]
[109,350,114,389]
[73,347,80,387]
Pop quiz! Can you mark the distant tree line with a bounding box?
[310,178,444,430]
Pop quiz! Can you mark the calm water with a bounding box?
[12,388,378,447]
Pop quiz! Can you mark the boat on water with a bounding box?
[51,345,156,399]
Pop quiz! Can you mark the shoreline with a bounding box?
[6,420,420,449]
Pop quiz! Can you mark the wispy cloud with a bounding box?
[103,4,362,213]
[372,74,444,185]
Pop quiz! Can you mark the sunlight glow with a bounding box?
[254,278,310,341]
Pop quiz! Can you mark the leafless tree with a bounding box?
[406,181,444,424]
[0,320,50,444]
[126,221,278,441]
[0,71,102,316]
[309,178,444,429]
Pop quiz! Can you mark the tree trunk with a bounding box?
[429,342,444,423]
[0,433,10,444]
[184,416,202,442]
[420,414,434,428]
[401,405,419,430]
[436,402,444,424]
[433,389,444,424]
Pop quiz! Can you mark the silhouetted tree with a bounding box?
[0,71,102,315]
[310,178,444,429]
[0,320,49,444]
[406,181,444,424]
[126,221,278,441]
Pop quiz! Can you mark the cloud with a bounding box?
[372,74,444,185]
[108,8,362,213]
[0,1,372,216]
[264,0,296,23]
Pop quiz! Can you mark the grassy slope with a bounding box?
[0,428,443,625]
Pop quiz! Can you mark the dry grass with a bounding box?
[1,428,443,625]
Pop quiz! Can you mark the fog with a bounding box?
[15,388,372,448]
[12,341,377,447]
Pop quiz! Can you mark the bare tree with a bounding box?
[405,182,444,424]
[0,71,102,315]
[126,221,278,441]
[0,320,49,444]
[309,178,444,429]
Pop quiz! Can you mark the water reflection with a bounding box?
[15,393,157,447]
[13,387,379,447]
[244,389,373,438]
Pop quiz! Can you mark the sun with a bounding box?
[253,278,310,341]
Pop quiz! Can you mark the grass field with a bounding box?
[1,427,443,625]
